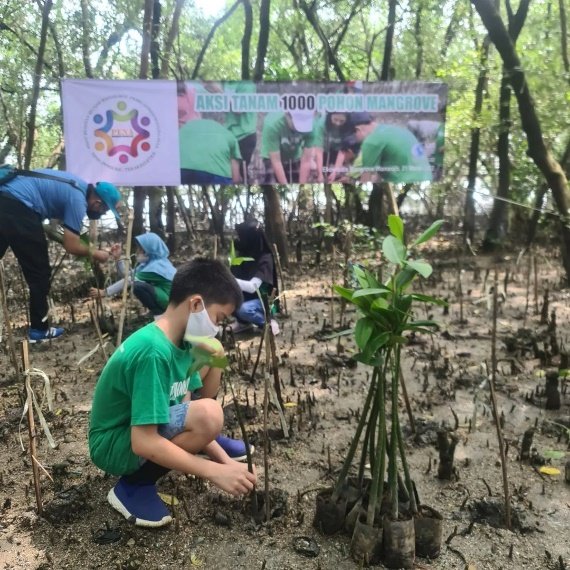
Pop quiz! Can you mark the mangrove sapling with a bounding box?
[325,216,445,565]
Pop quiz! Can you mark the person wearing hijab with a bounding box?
[90,232,176,319]
[230,220,280,335]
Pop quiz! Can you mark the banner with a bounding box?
[63,80,447,186]
[62,79,180,185]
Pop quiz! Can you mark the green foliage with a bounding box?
[228,240,254,267]
[336,215,444,367]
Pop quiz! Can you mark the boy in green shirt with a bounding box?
[89,258,256,527]
[179,119,242,185]
[260,111,316,184]
[350,112,433,184]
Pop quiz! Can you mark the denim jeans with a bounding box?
[235,298,265,327]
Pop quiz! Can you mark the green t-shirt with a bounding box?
[360,125,433,183]
[89,323,202,476]
[224,81,257,141]
[260,112,312,161]
[135,271,172,311]
[179,119,242,178]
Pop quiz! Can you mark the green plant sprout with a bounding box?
[228,239,254,267]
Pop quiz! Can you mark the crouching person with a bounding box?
[88,258,256,527]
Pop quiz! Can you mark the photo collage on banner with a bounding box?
[63,79,447,187]
[177,81,447,186]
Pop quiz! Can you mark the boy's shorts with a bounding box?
[157,402,190,441]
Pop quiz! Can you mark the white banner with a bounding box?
[62,79,181,186]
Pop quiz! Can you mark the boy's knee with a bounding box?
[188,398,223,435]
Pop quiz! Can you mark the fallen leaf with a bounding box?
[543,450,565,460]
[190,552,203,566]
[283,402,297,408]
[157,492,179,506]
[539,466,561,476]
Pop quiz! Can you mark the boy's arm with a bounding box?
[131,424,255,495]
[269,152,288,184]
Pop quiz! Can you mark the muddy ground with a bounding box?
[0,234,569,570]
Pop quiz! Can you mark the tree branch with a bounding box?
[192,0,241,79]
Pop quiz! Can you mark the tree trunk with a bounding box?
[414,1,423,79]
[80,0,94,78]
[253,0,271,80]
[166,186,176,251]
[23,0,52,169]
[464,36,491,245]
[471,0,570,284]
[559,0,569,76]
[133,0,155,233]
[241,0,253,80]
[139,0,154,79]
[483,72,511,251]
[133,188,147,237]
[160,0,186,78]
[482,0,530,252]
[381,0,397,81]
[263,186,289,268]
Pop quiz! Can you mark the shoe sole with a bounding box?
[28,336,63,344]
[107,487,172,528]
[197,444,255,463]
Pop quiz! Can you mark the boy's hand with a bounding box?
[110,243,122,260]
[208,461,257,496]
[89,287,106,298]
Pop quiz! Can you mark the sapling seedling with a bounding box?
[322,215,446,554]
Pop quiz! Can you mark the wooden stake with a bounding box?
[272,243,288,316]
[213,234,218,259]
[489,269,511,530]
[0,261,20,376]
[533,254,539,315]
[89,304,108,361]
[21,340,42,514]
[523,251,531,327]
[263,324,271,523]
[116,208,134,347]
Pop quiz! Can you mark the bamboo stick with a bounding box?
[116,208,134,347]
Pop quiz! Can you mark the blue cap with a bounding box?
[349,111,373,126]
[95,181,121,220]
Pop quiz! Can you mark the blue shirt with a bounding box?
[1,169,88,234]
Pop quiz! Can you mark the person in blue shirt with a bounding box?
[0,169,121,342]
[89,232,176,319]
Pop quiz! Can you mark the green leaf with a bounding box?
[371,297,390,310]
[394,267,417,291]
[365,331,390,355]
[352,287,390,298]
[411,219,443,247]
[411,293,448,306]
[189,346,228,375]
[228,240,254,266]
[333,285,355,303]
[387,214,404,242]
[320,328,354,340]
[406,320,439,329]
[354,317,374,351]
[382,235,406,265]
[543,450,565,460]
[352,352,383,367]
[406,259,433,278]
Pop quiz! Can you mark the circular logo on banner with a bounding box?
[83,95,160,171]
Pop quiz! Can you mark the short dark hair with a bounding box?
[169,257,243,309]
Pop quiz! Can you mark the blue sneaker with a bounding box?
[216,435,255,462]
[107,478,172,527]
[28,327,64,343]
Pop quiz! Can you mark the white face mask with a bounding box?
[136,253,148,264]
[184,297,219,339]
